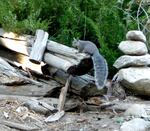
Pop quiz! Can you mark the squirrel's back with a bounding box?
[72,39,98,55]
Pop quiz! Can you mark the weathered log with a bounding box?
[44,53,76,72]
[0,56,41,86]
[47,40,88,60]
[46,40,93,75]
[29,30,48,64]
[0,80,60,97]
[0,37,31,55]
[43,67,105,97]
[23,99,56,115]
[0,28,34,44]
[0,54,61,96]
[0,46,43,74]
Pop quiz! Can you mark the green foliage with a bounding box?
[0,0,49,34]
[117,0,150,31]
[117,0,150,51]
[0,0,127,76]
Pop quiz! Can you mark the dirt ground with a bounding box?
[47,111,121,131]
[0,96,140,131]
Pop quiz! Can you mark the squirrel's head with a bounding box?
[72,38,80,47]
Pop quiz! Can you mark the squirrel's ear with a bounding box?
[72,38,78,47]
[73,38,78,42]
[73,37,80,41]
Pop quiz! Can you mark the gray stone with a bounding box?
[124,104,147,118]
[118,41,148,55]
[117,67,150,96]
[126,30,146,43]
[120,118,150,131]
[113,54,150,69]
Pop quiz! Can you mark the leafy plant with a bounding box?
[0,0,49,34]
[117,0,150,49]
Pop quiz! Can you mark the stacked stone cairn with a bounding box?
[113,30,150,96]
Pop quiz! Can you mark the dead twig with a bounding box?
[58,75,72,111]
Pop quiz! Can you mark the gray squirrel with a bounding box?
[72,38,108,90]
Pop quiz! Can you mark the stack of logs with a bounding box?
[0,28,105,97]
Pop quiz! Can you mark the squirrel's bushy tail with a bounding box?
[92,51,108,90]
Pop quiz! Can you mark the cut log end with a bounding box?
[67,57,93,75]
[29,59,41,64]
[42,57,93,76]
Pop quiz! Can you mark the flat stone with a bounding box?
[118,41,148,55]
[126,30,146,43]
[113,54,150,69]
[117,67,150,96]
[124,104,147,118]
[120,118,150,131]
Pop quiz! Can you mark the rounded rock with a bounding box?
[126,30,146,43]
[113,54,150,69]
[118,41,148,55]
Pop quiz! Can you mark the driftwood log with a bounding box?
[29,29,48,64]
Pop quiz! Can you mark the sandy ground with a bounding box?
[0,97,125,131]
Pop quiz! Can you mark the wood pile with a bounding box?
[0,28,106,97]
[0,28,108,124]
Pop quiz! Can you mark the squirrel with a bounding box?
[72,38,108,90]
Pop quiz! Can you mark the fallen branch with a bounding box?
[58,75,72,111]
[0,120,40,131]
[23,99,56,115]
[45,110,65,123]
